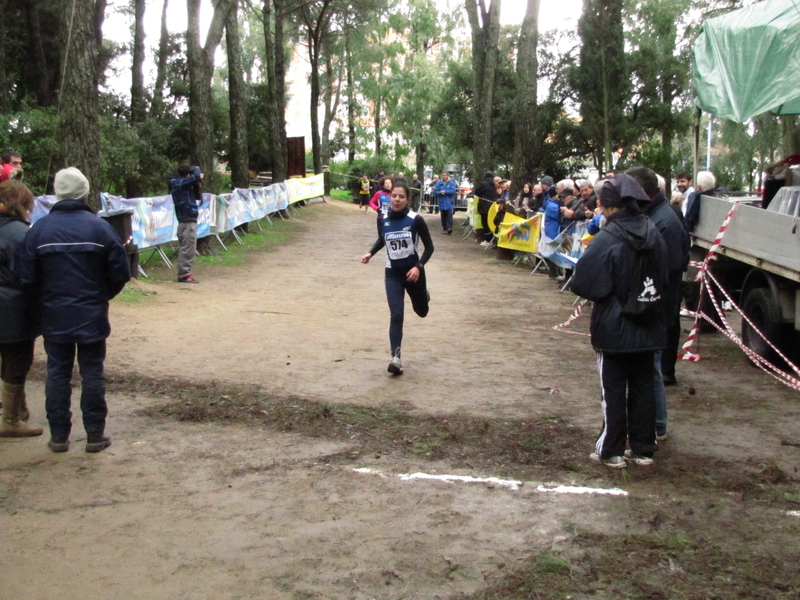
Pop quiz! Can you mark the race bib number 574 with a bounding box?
[385,231,414,260]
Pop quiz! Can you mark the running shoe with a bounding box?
[623,450,654,465]
[178,275,199,283]
[388,350,403,375]
[590,452,627,468]
[656,431,668,441]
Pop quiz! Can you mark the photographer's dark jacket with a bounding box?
[16,199,130,343]
[0,212,37,342]
[170,168,202,223]
[570,208,668,353]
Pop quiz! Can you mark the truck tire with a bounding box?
[741,287,783,365]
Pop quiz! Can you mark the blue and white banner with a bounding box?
[32,175,321,249]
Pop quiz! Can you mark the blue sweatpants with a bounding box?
[385,267,429,356]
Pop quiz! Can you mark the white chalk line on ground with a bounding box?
[352,468,628,496]
[788,511,800,518]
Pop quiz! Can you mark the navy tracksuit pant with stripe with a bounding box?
[595,350,657,459]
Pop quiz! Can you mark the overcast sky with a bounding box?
[104,0,582,48]
[102,0,582,98]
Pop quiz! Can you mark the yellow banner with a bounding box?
[497,212,541,252]
[467,196,481,229]
[285,174,325,204]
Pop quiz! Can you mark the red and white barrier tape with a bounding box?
[552,299,590,337]
[701,269,800,390]
[557,200,800,391]
[678,201,800,390]
[680,203,737,358]
[693,203,736,281]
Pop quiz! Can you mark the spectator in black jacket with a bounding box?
[472,171,497,243]
[627,166,690,439]
[409,174,424,211]
[0,180,43,438]
[570,174,668,468]
[17,167,130,453]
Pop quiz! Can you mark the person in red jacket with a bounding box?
[0,151,23,182]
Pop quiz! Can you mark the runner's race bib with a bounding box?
[385,231,414,260]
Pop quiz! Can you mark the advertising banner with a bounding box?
[107,194,177,249]
[32,175,320,247]
[274,182,289,211]
[286,174,324,204]
[497,213,541,253]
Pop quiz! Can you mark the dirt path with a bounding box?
[1,200,799,599]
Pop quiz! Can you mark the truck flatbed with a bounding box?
[692,195,800,284]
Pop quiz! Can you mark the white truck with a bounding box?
[690,0,800,363]
[690,186,800,362]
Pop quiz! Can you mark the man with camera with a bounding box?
[169,164,204,283]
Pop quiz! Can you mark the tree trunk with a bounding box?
[263,0,287,183]
[465,0,501,178]
[130,0,147,123]
[308,26,323,174]
[300,0,335,177]
[320,37,342,172]
[373,56,385,156]
[415,143,425,190]
[345,29,355,165]
[25,0,53,107]
[150,0,170,118]
[226,0,249,189]
[58,0,106,210]
[781,115,800,157]
[187,0,234,187]
[0,0,6,113]
[511,0,540,192]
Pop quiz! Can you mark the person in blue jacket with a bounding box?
[361,182,434,375]
[17,167,130,453]
[433,171,457,234]
[539,184,566,279]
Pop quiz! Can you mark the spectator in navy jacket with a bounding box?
[17,167,130,453]
[170,164,204,283]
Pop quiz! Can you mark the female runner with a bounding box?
[368,176,394,234]
[361,182,433,375]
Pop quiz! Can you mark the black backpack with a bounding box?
[621,242,664,325]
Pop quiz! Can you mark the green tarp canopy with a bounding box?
[692,0,800,122]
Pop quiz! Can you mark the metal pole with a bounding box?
[693,108,701,182]
[706,115,713,171]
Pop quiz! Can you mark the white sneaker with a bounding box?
[479,241,490,247]
[388,350,403,375]
[590,452,627,468]
[623,449,654,465]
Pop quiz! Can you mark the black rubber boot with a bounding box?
[48,438,70,453]
[85,432,112,453]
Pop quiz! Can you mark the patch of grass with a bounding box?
[534,554,571,575]
[99,372,589,481]
[133,213,306,282]
[329,189,354,202]
[114,282,157,303]
[459,528,800,600]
